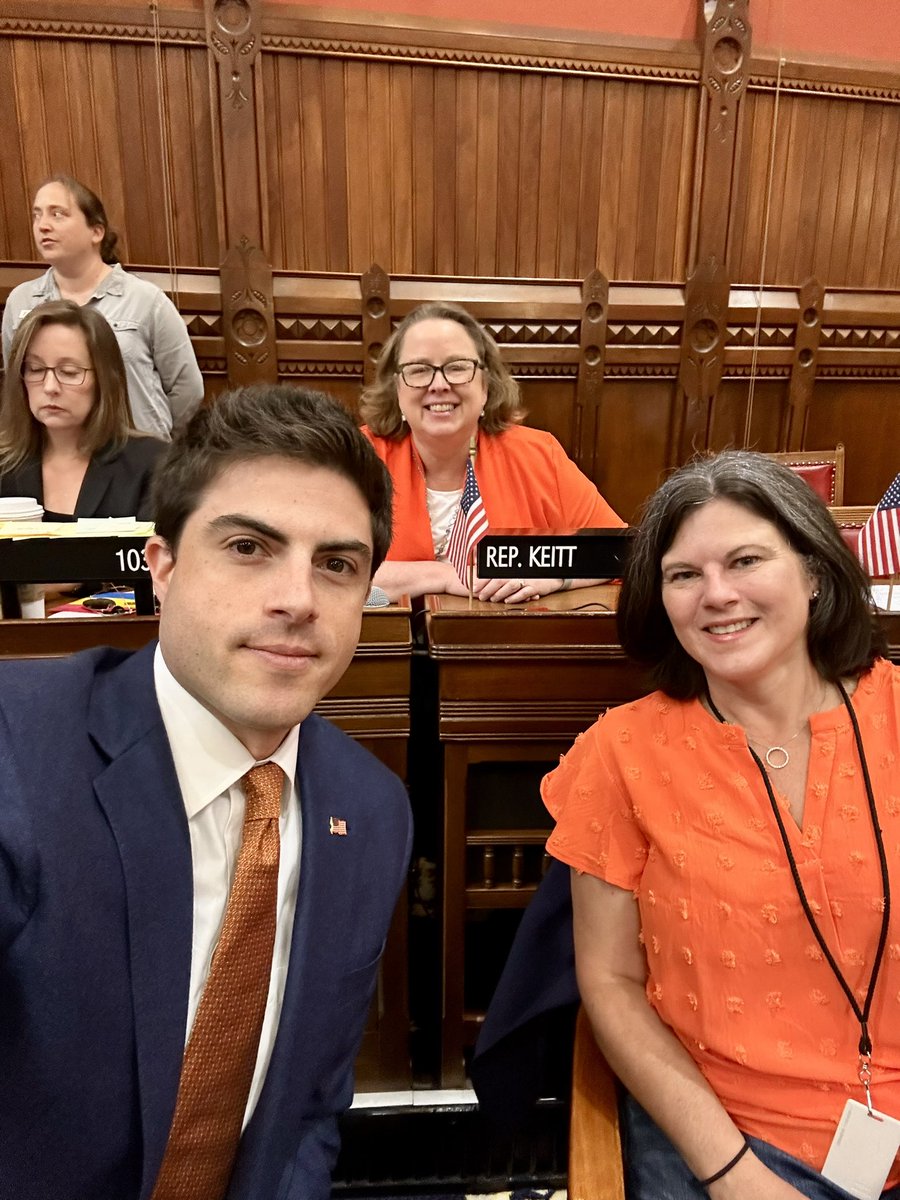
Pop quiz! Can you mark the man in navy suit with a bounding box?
[0,385,412,1200]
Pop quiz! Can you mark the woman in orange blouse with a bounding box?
[359,302,623,601]
[544,451,900,1199]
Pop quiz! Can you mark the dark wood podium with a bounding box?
[425,586,640,1085]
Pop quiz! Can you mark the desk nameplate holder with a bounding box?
[0,536,155,617]
[476,528,635,579]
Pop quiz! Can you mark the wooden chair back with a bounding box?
[766,445,845,505]
[568,1006,626,1200]
[828,504,874,554]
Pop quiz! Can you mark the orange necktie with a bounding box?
[151,761,284,1200]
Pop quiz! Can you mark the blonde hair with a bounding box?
[358,302,525,438]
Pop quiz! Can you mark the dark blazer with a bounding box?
[0,434,166,521]
[0,643,412,1200]
[470,859,579,1132]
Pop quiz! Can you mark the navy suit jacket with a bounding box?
[0,434,166,521]
[0,642,412,1200]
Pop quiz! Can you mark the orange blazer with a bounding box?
[362,424,624,561]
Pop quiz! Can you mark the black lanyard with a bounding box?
[706,682,891,1086]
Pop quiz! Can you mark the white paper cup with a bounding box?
[18,584,46,619]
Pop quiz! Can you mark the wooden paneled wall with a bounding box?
[1,0,898,519]
[262,57,699,280]
[0,17,217,268]
[732,88,900,289]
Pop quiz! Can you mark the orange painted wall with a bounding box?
[269,0,900,66]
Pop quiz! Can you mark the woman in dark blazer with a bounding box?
[0,299,166,521]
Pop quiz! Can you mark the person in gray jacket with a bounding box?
[2,174,203,440]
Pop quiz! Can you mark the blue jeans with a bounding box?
[621,1094,900,1200]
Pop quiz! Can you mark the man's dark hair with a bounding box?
[617,450,886,700]
[152,385,393,572]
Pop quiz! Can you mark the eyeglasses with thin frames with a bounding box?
[21,363,94,387]
[396,359,483,389]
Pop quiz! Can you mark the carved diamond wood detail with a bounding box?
[486,322,579,345]
[184,314,223,336]
[726,325,795,346]
[274,317,362,341]
[606,324,682,345]
[821,328,900,348]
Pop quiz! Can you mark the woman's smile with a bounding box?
[661,497,817,693]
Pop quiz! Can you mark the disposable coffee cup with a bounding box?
[0,497,46,617]
[0,496,44,522]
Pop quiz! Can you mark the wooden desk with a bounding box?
[426,589,900,1086]
[0,603,414,1091]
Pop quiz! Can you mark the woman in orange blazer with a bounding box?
[359,302,624,602]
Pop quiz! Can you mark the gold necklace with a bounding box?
[744,724,808,770]
[715,681,829,771]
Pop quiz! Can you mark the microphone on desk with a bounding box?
[365,584,391,608]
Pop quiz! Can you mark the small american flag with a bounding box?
[329,816,348,836]
[858,472,900,579]
[445,458,489,585]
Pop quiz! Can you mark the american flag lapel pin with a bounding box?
[329,816,348,836]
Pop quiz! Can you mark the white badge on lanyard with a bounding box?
[707,684,897,1199]
[821,1098,900,1200]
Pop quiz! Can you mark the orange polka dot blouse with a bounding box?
[543,658,900,1177]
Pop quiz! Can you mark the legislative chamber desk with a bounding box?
[0,602,414,1091]
[426,587,900,1086]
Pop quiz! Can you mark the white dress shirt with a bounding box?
[153,646,302,1127]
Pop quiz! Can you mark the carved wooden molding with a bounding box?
[692,0,751,266]
[784,277,824,449]
[820,328,900,348]
[726,325,795,346]
[719,365,789,377]
[220,236,277,383]
[278,361,363,377]
[205,0,274,388]
[184,314,224,337]
[513,364,578,378]
[274,317,362,341]
[0,14,204,45]
[485,321,579,345]
[607,323,682,346]
[429,644,627,661]
[575,270,609,478]
[268,23,898,104]
[3,7,899,104]
[262,33,700,83]
[748,70,900,104]
[207,0,259,111]
[672,254,731,463]
[360,264,391,388]
[817,365,900,379]
[604,366,680,379]
[700,0,750,143]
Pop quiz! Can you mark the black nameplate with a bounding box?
[0,535,157,615]
[0,535,150,582]
[476,529,634,579]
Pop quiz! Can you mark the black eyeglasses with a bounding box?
[396,359,483,389]
[22,362,94,386]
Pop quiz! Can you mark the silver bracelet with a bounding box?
[558,578,573,592]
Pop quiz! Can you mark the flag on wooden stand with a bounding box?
[446,458,489,585]
[858,472,900,578]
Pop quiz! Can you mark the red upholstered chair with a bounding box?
[828,505,875,554]
[766,446,845,506]
[568,1007,626,1200]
